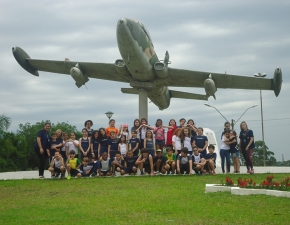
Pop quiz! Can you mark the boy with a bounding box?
[121,150,138,175]
[192,146,206,175]
[112,151,125,175]
[66,150,81,179]
[192,127,208,157]
[176,147,192,175]
[177,118,186,128]
[204,144,217,175]
[98,152,112,176]
[129,130,140,156]
[78,157,98,177]
[47,132,62,162]
[108,131,119,159]
[48,151,65,178]
[164,147,176,174]
[136,148,154,176]
[153,149,166,175]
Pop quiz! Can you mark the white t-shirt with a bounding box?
[119,143,127,155]
[172,135,182,150]
[183,136,192,152]
[61,140,67,152]
[220,136,230,150]
[66,140,79,154]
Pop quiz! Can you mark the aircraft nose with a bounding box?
[118,18,127,26]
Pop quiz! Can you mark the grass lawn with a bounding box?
[0,173,289,225]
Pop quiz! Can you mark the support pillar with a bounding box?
[139,89,148,120]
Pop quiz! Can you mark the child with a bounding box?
[79,128,91,159]
[153,149,167,174]
[118,134,128,156]
[186,119,197,139]
[166,119,177,147]
[66,132,79,159]
[131,119,141,139]
[164,147,176,174]
[153,119,173,150]
[108,131,119,159]
[119,124,130,141]
[177,118,186,128]
[129,130,140,156]
[193,127,208,157]
[66,150,81,179]
[90,130,99,161]
[84,120,94,137]
[136,148,154,176]
[121,150,138,175]
[98,128,109,159]
[136,118,153,149]
[48,151,65,178]
[204,144,217,175]
[105,119,119,137]
[172,128,183,156]
[112,151,125,175]
[182,127,194,154]
[48,132,62,162]
[144,130,155,156]
[192,146,206,175]
[98,152,112,176]
[229,130,240,173]
[60,132,68,163]
[78,157,98,177]
[177,147,192,175]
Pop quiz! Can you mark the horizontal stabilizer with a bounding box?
[170,90,208,101]
[121,88,139,94]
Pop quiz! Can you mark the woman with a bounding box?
[34,122,51,178]
[220,130,232,174]
[239,121,255,174]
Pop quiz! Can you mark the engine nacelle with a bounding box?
[115,59,130,76]
[154,62,168,79]
[273,67,282,97]
[70,67,89,88]
[204,75,217,99]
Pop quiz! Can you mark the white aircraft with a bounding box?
[12,18,282,119]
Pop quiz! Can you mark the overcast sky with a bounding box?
[1,0,289,161]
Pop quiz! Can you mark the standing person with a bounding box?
[172,128,183,156]
[177,118,186,128]
[65,132,79,159]
[119,124,130,141]
[182,127,194,155]
[55,129,63,142]
[90,130,99,161]
[118,134,128,156]
[47,132,62,162]
[144,130,155,156]
[98,128,109,159]
[220,130,232,174]
[108,131,119,159]
[84,120,94,138]
[106,119,119,137]
[221,121,231,139]
[239,121,255,174]
[61,132,68,163]
[79,128,91,160]
[153,119,173,151]
[129,130,140,156]
[131,119,141,139]
[193,127,208,156]
[186,119,197,139]
[136,118,153,149]
[229,130,240,173]
[34,122,51,178]
[166,119,177,147]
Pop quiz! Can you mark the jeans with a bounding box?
[220,149,230,173]
[35,148,48,176]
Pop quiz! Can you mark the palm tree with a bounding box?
[0,114,11,132]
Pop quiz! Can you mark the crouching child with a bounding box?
[192,146,206,175]
[77,157,98,177]
[176,147,192,175]
[98,152,112,176]
[66,150,81,179]
[48,151,65,178]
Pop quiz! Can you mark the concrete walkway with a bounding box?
[0,167,289,180]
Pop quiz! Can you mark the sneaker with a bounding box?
[51,175,56,179]
[250,169,254,174]
[140,171,144,176]
[60,173,65,179]
[199,171,203,176]
[247,170,251,174]
[90,173,96,177]
[156,171,160,175]
[67,174,71,180]
[55,173,60,178]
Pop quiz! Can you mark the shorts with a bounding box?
[60,151,67,162]
[133,149,139,157]
[144,165,151,174]
[231,151,240,158]
[176,150,181,156]
[123,167,136,173]
[100,170,110,176]
[100,147,108,156]
[155,139,165,146]
[180,163,190,174]
[53,167,62,173]
[93,150,98,159]
[70,169,80,177]
[203,163,216,171]
[154,164,163,172]
[148,149,154,156]
[110,150,116,159]
[81,151,92,159]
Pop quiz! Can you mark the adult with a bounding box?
[105,119,119,137]
[84,120,94,137]
[193,127,208,157]
[166,119,177,147]
[221,121,231,139]
[220,130,232,174]
[239,121,255,174]
[34,122,51,178]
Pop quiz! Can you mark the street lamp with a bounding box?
[105,111,114,120]
[254,73,267,167]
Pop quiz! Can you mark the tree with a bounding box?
[252,140,277,166]
[0,114,11,132]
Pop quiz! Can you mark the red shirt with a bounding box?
[166,126,177,145]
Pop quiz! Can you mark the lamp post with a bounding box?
[254,73,266,166]
[105,111,114,121]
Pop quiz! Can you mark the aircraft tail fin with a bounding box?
[170,90,208,101]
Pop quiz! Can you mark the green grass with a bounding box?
[0,174,289,225]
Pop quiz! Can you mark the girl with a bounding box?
[220,130,233,174]
[183,127,193,154]
[98,128,109,159]
[55,129,63,142]
[61,132,68,163]
[239,121,255,174]
[84,120,94,137]
[119,124,130,141]
[153,119,173,150]
[144,130,155,156]
[229,130,240,173]
[90,130,99,161]
[118,134,128,156]
[131,119,141,139]
[65,132,79,158]
[172,128,183,156]
[129,130,140,156]
[79,128,91,159]
[106,119,119,137]
[186,119,197,138]
[108,131,119,159]
[136,118,153,149]
[166,119,177,147]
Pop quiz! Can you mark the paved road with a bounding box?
[0,166,289,180]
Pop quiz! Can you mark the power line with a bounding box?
[247,118,290,121]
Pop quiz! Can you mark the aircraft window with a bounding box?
[137,20,153,45]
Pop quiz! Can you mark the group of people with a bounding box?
[33,118,254,178]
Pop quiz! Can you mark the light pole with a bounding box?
[254,73,266,166]
[105,111,114,121]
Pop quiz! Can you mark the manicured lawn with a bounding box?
[0,174,289,225]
